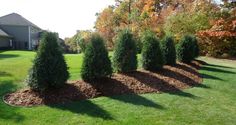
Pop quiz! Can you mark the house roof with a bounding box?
[0,28,10,37]
[0,13,41,29]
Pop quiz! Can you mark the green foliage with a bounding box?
[141,30,164,71]
[228,38,236,56]
[176,35,195,63]
[27,32,69,91]
[78,38,87,53]
[136,38,143,54]
[164,12,210,36]
[81,34,112,82]
[64,37,78,53]
[192,36,200,58]
[64,30,92,53]
[1,51,236,124]
[113,29,138,72]
[161,36,176,65]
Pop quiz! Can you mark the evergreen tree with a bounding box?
[27,32,69,91]
[113,29,137,72]
[141,30,164,71]
[162,36,176,65]
[176,35,195,63]
[192,36,200,58]
[81,34,112,82]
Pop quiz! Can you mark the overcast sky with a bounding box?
[0,0,115,39]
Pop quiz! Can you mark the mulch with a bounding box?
[3,60,205,107]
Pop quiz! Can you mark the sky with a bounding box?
[0,0,115,39]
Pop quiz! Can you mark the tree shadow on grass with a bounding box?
[124,71,198,99]
[158,67,210,89]
[0,54,19,60]
[0,81,24,123]
[201,73,224,81]
[207,64,234,69]
[173,62,225,84]
[194,59,208,65]
[44,84,114,120]
[90,78,165,109]
[174,63,199,76]
[0,72,12,77]
[109,94,165,109]
[0,102,25,123]
[0,80,18,96]
[49,100,114,120]
[201,66,236,74]
[180,60,207,71]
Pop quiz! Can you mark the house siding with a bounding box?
[30,26,41,50]
[0,25,29,49]
[0,37,11,48]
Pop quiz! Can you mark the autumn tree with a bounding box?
[164,12,211,37]
[64,30,92,53]
[95,0,164,49]
[96,0,223,50]
[164,0,220,37]
[95,6,116,49]
[197,18,236,57]
[64,37,77,53]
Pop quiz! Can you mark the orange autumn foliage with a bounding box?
[197,18,236,57]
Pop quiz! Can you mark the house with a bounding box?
[0,13,42,50]
[0,28,13,49]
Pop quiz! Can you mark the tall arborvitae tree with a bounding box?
[141,30,164,71]
[192,36,200,58]
[113,29,137,72]
[27,32,69,91]
[81,34,112,82]
[162,36,176,65]
[176,35,195,63]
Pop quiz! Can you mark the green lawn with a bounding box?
[0,51,236,125]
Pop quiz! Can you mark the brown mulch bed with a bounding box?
[3,60,205,107]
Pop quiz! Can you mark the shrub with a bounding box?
[141,30,164,71]
[27,32,69,91]
[161,36,176,65]
[192,36,200,58]
[176,35,195,63]
[136,38,143,54]
[81,34,112,82]
[113,29,137,72]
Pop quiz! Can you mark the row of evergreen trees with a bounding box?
[81,29,199,82]
[27,30,199,91]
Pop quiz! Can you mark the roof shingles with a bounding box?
[0,13,40,29]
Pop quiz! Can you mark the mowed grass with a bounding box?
[0,51,236,125]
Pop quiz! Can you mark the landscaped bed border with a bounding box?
[3,60,206,107]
